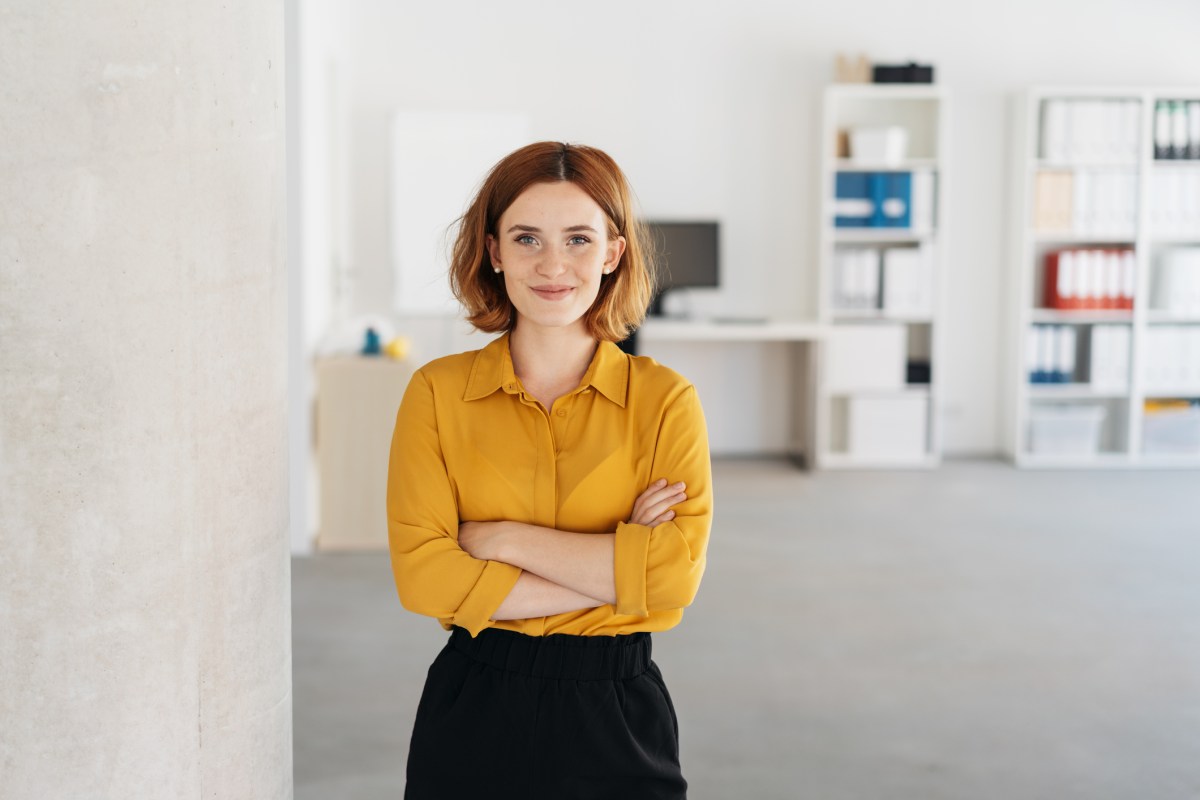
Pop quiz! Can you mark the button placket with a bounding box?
[551,394,580,459]
[534,405,556,526]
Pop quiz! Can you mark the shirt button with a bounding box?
[556,408,567,417]
[505,383,515,391]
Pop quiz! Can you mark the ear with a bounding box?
[604,235,627,274]
[485,233,502,269]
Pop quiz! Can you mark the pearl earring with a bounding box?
[493,267,501,274]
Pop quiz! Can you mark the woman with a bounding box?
[386,141,713,799]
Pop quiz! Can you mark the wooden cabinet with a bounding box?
[314,356,414,550]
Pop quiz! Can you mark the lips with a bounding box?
[530,285,574,301]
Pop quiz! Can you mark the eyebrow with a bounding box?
[505,224,599,234]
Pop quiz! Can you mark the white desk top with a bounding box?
[638,318,828,342]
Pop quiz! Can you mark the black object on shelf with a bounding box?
[906,360,932,384]
[873,63,935,84]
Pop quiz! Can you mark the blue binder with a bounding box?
[835,172,912,228]
[875,173,912,228]
[834,173,871,227]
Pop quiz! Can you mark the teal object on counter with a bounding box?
[362,327,382,355]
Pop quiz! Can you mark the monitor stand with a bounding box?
[647,290,667,318]
[622,291,670,356]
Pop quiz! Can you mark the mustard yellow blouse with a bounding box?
[386,331,713,638]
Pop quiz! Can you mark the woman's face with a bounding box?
[485,181,626,337]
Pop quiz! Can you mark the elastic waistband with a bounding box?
[449,626,652,680]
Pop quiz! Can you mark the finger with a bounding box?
[636,481,686,509]
[638,492,686,523]
[641,500,684,524]
[633,478,669,504]
[630,481,686,525]
[630,479,671,516]
[644,510,676,527]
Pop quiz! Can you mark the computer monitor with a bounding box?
[645,221,719,316]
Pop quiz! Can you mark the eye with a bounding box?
[515,234,537,245]
[568,235,591,245]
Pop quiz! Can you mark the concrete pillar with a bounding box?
[0,3,292,798]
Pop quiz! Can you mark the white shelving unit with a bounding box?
[1005,86,1200,468]
[814,84,950,469]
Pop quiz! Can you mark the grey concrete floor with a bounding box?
[293,458,1200,799]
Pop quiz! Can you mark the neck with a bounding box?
[508,320,598,389]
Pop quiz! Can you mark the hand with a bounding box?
[627,478,687,527]
[457,521,507,562]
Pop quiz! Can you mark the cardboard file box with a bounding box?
[847,394,929,458]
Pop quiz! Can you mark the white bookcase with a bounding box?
[814,84,949,469]
[1005,86,1200,468]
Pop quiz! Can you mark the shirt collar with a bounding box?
[463,331,629,408]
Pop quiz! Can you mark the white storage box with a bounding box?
[1028,405,1106,455]
[826,324,907,392]
[1142,405,1200,454]
[850,126,909,165]
[848,394,929,458]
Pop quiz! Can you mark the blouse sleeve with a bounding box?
[612,384,713,617]
[385,369,522,637]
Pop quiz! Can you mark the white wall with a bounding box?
[290,0,354,553]
[300,0,1200,459]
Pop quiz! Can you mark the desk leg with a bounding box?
[788,339,820,470]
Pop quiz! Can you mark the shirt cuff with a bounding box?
[454,559,523,637]
[614,521,652,617]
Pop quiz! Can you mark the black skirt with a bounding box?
[404,625,687,799]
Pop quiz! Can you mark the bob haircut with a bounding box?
[449,141,657,342]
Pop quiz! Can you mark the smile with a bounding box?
[530,286,574,301]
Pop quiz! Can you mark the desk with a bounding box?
[638,319,828,467]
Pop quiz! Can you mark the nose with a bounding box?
[536,243,569,277]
